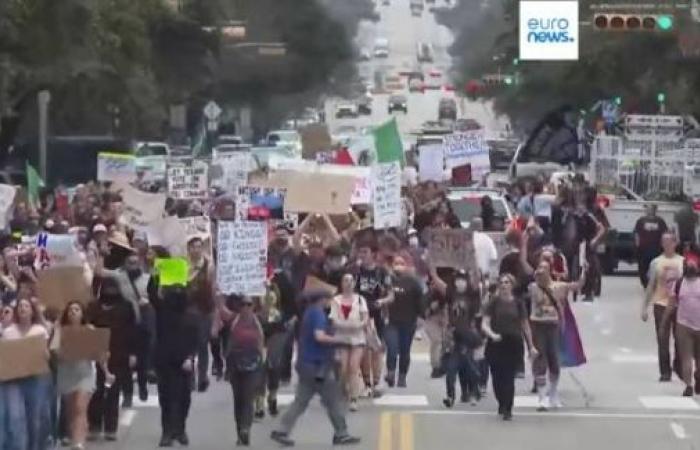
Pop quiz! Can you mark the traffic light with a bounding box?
[504,76,514,85]
[614,96,622,105]
[512,58,519,66]
[657,92,666,103]
[593,13,674,31]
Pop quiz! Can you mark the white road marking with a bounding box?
[600,328,612,336]
[133,395,160,408]
[119,410,136,427]
[618,347,632,353]
[514,396,540,408]
[411,353,430,362]
[277,394,295,406]
[610,354,657,363]
[411,410,700,420]
[374,395,429,407]
[670,422,688,439]
[639,396,700,410]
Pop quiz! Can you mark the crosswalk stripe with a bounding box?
[639,396,700,410]
[374,395,429,407]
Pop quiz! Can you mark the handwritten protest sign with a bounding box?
[37,267,92,310]
[179,216,212,258]
[372,162,402,229]
[35,233,82,269]
[443,131,491,180]
[212,152,252,192]
[303,275,337,295]
[0,336,50,382]
[236,186,286,221]
[216,221,267,295]
[118,183,166,231]
[419,144,445,182]
[426,228,477,270]
[147,216,188,257]
[168,162,208,200]
[155,258,189,286]
[97,153,137,183]
[300,123,332,159]
[0,184,16,229]
[58,327,110,362]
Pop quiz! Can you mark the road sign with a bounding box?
[203,101,222,120]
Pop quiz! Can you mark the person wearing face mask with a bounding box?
[662,252,700,397]
[316,245,348,289]
[86,278,138,442]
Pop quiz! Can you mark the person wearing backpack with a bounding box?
[662,252,700,397]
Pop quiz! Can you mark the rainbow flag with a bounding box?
[559,301,587,368]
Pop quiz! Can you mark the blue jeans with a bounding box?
[443,347,480,400]
[2,375,52,450]
[385,322,416,375]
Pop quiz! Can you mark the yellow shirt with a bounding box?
[650,254,684,307]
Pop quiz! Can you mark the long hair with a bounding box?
[60,301,88,326]
[14,297,43,326]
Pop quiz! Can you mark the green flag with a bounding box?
[373,118,404,164]
[26,162,44,206]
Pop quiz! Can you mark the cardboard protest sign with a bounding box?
[426,228,477,270]
[117,183,166,231]
[34,233,82,269]
[211,152,252,192]
[419,145,445,182]
[216,221,267,295]
[372,162,402,229]
[58,327,110,362]
[236,186,286,221]
[250,170,354,215]
[0,184,16,229]
[167,162,208,200]
[154,258,189,286]
[443,132,490,180]
[147,216,188,257]
[303,275,337,295]
[300,123,332,158]
[0,335,50,382]
[178,216,212,258]
[97,153,137,183]
[37,267,92,310]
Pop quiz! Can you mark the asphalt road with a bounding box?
[98,273,700,449]
[324,0,510,145]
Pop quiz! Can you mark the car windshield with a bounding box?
[136,145,167,157]
[270,132,297,142]
[448,195,510,231]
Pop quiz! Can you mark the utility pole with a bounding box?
[37,90,51,181]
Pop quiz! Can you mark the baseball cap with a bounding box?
[92,224,108,234]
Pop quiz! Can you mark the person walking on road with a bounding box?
[635,204,668,288]
[662,251,700,396]
[482,274,536,420]
[270,290,361,447]
[641,232,683,382]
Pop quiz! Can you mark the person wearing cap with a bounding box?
[270,289,361,447]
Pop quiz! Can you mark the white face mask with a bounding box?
[455,279,468,293]
[408,236,419,248]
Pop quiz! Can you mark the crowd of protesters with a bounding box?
[0,167,699,450]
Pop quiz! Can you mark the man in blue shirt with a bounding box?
[271,290,361,447]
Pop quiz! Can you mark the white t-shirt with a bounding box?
[1,323,49,341]
[329,294,368,346]
[473,231,498,276]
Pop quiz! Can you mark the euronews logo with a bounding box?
[527,18,575,43]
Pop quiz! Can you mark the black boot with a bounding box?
[397,373,407,388]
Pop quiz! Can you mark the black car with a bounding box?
[388,95,408,114]
[357,97,372,115]
[438,98,457,121]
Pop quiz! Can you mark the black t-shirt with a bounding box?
[388,273,425,325]
[499,251,528,296]
[634,216,668,251]
[355,265,391,314]
[675,206,698,244]
[484,296,527,338]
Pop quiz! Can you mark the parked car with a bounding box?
[388,95,408,114]
[335,104,359,119]
[447,188,515,231]
[266,130,302,158]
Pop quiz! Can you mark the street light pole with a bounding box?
[37,90,51,181]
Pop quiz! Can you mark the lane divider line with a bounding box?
[379,412,393,450]
[670,422,688,440]
[400,413,414,450]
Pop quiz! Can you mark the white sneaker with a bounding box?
[536,391,549,411]
[549,393,563,409]
[349,399,358,412]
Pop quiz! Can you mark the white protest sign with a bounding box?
[372,162,402,229]
[35,233,82,269]
[419,144,445,182]
[118,183,166,231]
[0,184,16,229]
[97,153,137,183]
[443,131,491,179]
[179,215,213,258]
[216,221,267,295]
[212,152,252,192]
[167,162,208,199]
[146,216,188,257]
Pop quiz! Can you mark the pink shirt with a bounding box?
[677,277,700,331]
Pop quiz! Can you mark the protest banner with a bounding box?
[211,152,252,192]
[34,233,82,269]
[58,327,110,362]
[372,162,402,229]
[443,131,491,180]
[216,221,267,295]
[236,186,286,221]
[426,228,477,270]
[154,258,189,286]
[418,144,446,182]
[0,184,16,229]
[37,266,92,310]
[117,183,166,231]
[167,162,208,200]
[147,216,189,257]
[250,170,354,215]
[300,123,332,159]
[0,335,50,382]
[97,153,137,183]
